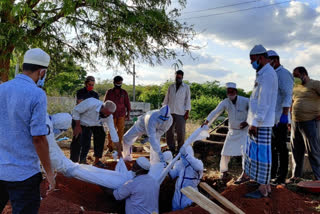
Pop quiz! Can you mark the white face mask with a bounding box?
[228,95,236,101]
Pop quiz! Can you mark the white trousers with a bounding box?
[219,155,245,173]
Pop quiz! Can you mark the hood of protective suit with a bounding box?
[51,113,72,130]
[159,105,170,121]
[163,151,173,163]
[185,145,194,157]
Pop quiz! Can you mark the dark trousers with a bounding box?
[271,123,289,182]
[291,120,320,180]
[0,173,42,214]
[166,114,186,154]
[79,125,106,162]
[70,120,81,162]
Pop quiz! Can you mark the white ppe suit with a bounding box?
[123,105,173,164]
[169,146,203,211]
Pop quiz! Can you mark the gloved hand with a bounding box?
[279,113,289,124]
[179,146,187,157]
[158,152,166,167]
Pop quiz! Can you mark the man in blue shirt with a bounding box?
[0,48,55,214]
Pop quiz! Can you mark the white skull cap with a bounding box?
[250,44,267,55]
[51,113,72,130]
[136,157,151,170]
[267,50,279,57]
[23,48,50,67]
[226,82,237,89]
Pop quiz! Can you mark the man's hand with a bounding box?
[46,171,56,195]
[184,110,189,120]
[288,123,291,132]
[201,120,209,128]
[73,121,82,137]
[179,146,187,156]
[125,113,130,121]
[316,115,320,121]
[248,125,258,137]
[115,142,123,159]
[240,122,248,129]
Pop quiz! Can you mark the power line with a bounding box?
[180,0,291,20]
[183,0,264,14]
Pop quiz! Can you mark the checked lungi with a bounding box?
[244,127,272,184]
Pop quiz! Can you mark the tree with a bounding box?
[0,0,194,82]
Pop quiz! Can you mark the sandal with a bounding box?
[234,176,250,185]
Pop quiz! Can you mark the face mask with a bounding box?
[251,60,260,70]
[228,95,236,101]
[294,77,302,86]
[37,70,47,88]
[87,86,94,91]
[269,60,274,68]
[99,112,107,118]
[114,83,122,88]
[176,78,183,84]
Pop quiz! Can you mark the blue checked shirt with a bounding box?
[0,74,48,181]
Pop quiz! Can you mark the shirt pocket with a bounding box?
[236,108,248,122]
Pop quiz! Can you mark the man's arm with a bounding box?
[33,135,55,192]
[104,90,110,102]
[203,100,226,126]
[280,70,293,115]
[124,91,131,120]
[113,180,133,201]
[184,85,191,120]
[162,85,171,106]
[105,115,122,158]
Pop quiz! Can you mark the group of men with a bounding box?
[1,43,320,214]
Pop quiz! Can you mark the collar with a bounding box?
[16,74,36,85]
[275,65,283,73]
[175,82,185,87]
[257,63,273,76]
[96,103,103,112]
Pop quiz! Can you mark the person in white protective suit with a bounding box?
[169,145,203,211]
[202,82,249,181]
[123,105,173,164]
[148,151,173,181]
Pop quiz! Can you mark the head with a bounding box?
[225,82,237,101]
[181,146,194,165]
[85,76,95,91]
[113,76,123,89]
[100,100,116,118]
[22,48,50,87]
[163,151,173,163]
[159,105,171,121]
[249,45,268,71]
[133,157,150,175]
[267,50,280,69]
[175,70,184,84]
[51,113,72,137]
[293,66,309,85]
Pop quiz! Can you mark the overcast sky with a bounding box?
[89,0,320,92]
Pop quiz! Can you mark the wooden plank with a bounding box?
[200,182,245,214]
[181,186,228,214]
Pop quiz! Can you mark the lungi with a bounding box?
[244,127,272,184]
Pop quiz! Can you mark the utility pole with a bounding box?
[133,63,136,102]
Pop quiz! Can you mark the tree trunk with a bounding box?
[0,46,14,82]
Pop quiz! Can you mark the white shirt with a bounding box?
[113,174,160,214]
[206,96,249,130]
[274,65,294,123]
[163,82,191,115]
[72,98,103,127]
[247,63,278,127]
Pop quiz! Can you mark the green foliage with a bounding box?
[138,85,163,109]
[190,95,222,120]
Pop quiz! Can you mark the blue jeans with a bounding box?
[291,120,320,180]
[0,172,42,214]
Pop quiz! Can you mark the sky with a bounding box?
[88,0,320,92]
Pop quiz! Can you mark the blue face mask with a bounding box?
[37,70,47,88]
[251,60,260,70]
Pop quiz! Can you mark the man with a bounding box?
[163,70,191,155]
[290,66,320,181]
[169,146,203,211]
[0,48,55,213]
[202,82,249,180]
[113,157,160,214]
[72,98,120,166]
[104,76,131,152]
[70,76,100,162]
[243,44,278,198]
[267,50,294,185]
[122,105,173,164]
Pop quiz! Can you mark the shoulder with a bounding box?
[77,87,86,94]
[183,83,190,88]
[238,96,249,102]
[121,89,129,95]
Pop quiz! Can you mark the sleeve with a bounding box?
[104,90,110,102]
[72,99,91,121]
[279,70,294,108]
[30,91,48,136]
[94,91,99,100]
[185,85,191,111]
[113,180,133,200]
[124,91,131,112]
[312,80,320,96]
[206,100,226,125]
[253,73,276,126]
[162,85,170,106]
[146,114,161,153]
[76,89,83,100]
[169,161,181,179]
[106,115,119,143]
[184,154,204,172]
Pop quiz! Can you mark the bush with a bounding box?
[190,95,222,121]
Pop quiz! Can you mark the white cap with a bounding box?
[51,113,72,130]
[136,157,151,170]
[267,50,279,57]
[23,48,50,67]
[163,151,173,163]
[249,44,267,55]
[226,82,237,89]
